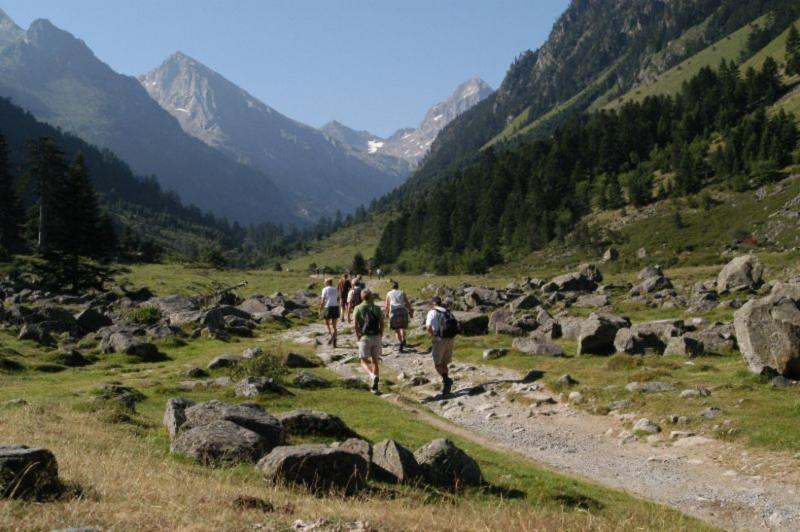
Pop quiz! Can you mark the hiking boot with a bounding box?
[398,343,404,353]
[326,335,333,345]
[371,375,380,393]
[442,376,453,395]
[332,335,337,348]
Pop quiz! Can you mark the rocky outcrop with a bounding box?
[0,445,60,499]
[277,409,354,438]
[578,313,630,355]
[163,397,195,438]
[453,312,489,336]
[371,439,421,484]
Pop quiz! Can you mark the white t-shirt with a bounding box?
[425,306,447,331]
[386,289,407,309]
[347,288,357,304]
[320,286,339,307]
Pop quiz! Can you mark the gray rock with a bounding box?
[18,323,55,346]
[452,311,489,336]
[100,332,160,361]
[771,376,798,388]
[334,438,372,469]
[608,399,632,411]
[685,323,737,353]
[633,418,661,434]
[414,439,482,489]
[181,400,283,449]
[717,255,763,293]
[237,297,271,316]
[0,445,59,499]
[371,439,421,484]
[463,287,499,308]
[615,320,684,355]
[680,387,711,399]
[482,348,509,360]
[163,397,195,438]
[509,294,540,311]
[235,377,289,397]
[277,409,354,438]
[699,407,721,419]
[602,247,619,262]
[207,354,242,370]
[74,308,112,335]
[241,347,263,359]
[556,374,578,387]
[556,315,583,340]
[284,353,319,368]
[625,381,676,393]
[574,294,609,308]
[257,444,368,494]
[542,271,597,293]
[734,292,800,377]
[512,338,563,356]
[171,420,272,464]
[663,336,704,357]
[578,313,630,355]
[638,266,663,281]
[293,371,329,388]
[629,275,673,296]
[578,263,603,283]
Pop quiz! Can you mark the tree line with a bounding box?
[374,57,798,274]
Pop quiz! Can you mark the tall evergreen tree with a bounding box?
[786,24,800,76]
[25,137,69,252]
[0,135,23,256]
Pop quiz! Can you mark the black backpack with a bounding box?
[437,309,459,338]
[352,286,363,306]
[361,306,381,336]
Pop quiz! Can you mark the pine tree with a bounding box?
[351,252,367,275]
[0,135,23,256]
[64,153,102,257]
[786,24,800,76]
[24,137,68,252]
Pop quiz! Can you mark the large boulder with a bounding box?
[685,323,737,353]
[0,445,60,499]
[578,263,603,283]
[26,306,78,336]
[237,297,271,316]
[717,255,763,293]
[453,312,489,336]
[100,332,160,361]
[277,409,354,438]
[170,400,284,464]
[629,275,673,296]
[542,272,597,293]
[463,287,499,309]
[413,439,482,489]
[638,266,663,281]
[371,439,421,484]
[488,309,513,334]
[234,377,289,397]
[663,336,705,357]
[509,294,540,311]
[577,313,630,355]
[512,338,564,356]
[163,397,195,438]
[555,315,583,340]
[614,319,684,355]
[18,323,54,346]
[734,292,800,377]
[150,295,201,325]
[257,444,368,494]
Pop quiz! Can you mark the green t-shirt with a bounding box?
[354,302,383,335]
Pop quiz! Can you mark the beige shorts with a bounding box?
[358,335,382,360]
[431,337,454,366]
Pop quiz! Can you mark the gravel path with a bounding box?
[284,323,800,531]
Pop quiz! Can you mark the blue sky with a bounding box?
[2,1,569,137]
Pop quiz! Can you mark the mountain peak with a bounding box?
[25,18,93,58]
[451,78,493,100]
[0,8,23,43]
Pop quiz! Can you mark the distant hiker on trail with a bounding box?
[385,280,413,353]
[376,268,384,280]
[425,296,458,395]
[337,272,352,324]
[319,278,340,347]
[354,288,384,394]
[346,281,364,323]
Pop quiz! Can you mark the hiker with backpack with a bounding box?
[337,272,352,324]
[346,282,364,323]
[354,288,384,394]
[384,280,413,352]
[425,296,458,395]
[319,278,340,347]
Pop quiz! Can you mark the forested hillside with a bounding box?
[406,0,799,187]
[374,55,798,273]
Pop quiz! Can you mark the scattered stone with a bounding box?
[93,384,145,409]
[482,348,508,360]
[699,407,721,419]
[670,431,696,440]
[509,294,540,311]
[556,374,578,387]
[408,376,430,386]
[100,332,160,361]
[542,271,598,293]
[633,418,661,435]
[568,391,583,403]
[512,338,563,356]
[771,376,798,388]
[625,381,676,393]
[207,354,242,370]
[638,266,663,281]
[371,439,421,484]
[242,347,263,359]
[574,294,609,308]
[293,371,329,388]
[663,336,704,357]
[602,247,619,262]
[0,445,60,499]
[277,409,354,438]
[284,353,319,368]
[413,439,482,489]
[608,399,632,411]
[235,377,290,397]
[717,255,763,293]
[258,444,368,495]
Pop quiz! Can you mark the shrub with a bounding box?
[127,306,162,325]
[230,352,289,381]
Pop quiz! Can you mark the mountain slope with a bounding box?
[319,120,412,178]
[140,52,407,219]
[323,78,492,169]
[411,0,798,185]
[0,15,294,225]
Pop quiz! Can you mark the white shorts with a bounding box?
[358,335,382,360]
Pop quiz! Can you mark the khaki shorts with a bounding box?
[431,337,454,366]
[358,335,382,360]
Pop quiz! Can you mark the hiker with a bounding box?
[354,288,384,394]
[346,281,364,323]
[337,272,352,323]
[425,296,458,395]
[319,278,340,347]
[385,280,413,352]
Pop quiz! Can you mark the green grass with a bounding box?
[742,17,800,71]
[0,320,709,530]
[606,17,761,109]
